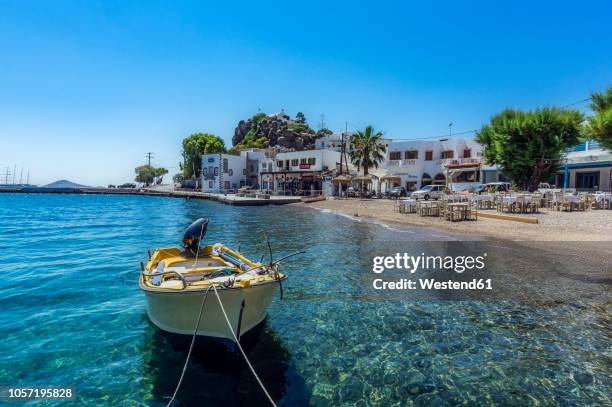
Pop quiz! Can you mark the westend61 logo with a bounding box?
[371,253,492,291]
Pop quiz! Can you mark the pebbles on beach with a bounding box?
[306,199,612,241]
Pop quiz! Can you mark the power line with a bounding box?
[561,97,591,109]
[350,95,595,143]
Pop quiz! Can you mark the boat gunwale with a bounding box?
[138,274,287,294]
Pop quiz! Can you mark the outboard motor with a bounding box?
[182,218,209,257]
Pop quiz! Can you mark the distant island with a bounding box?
[43,179,91,188]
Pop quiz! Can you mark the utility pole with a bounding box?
[449,122,453,138]
[343,122,350,174]
[339,132,344,175]
[146,152,154,167]
[318,114,326,130]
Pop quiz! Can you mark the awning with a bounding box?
[445,163,482,170]
[381,175,401,181]
[332,175,353,183]
[353,175,374,182]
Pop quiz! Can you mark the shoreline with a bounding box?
[298,198,612,242]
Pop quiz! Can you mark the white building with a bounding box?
[553,141,611,191]
[260,149,341,194]
[382,138,483,192]
[201,153,246,193]
[315,133,345,151]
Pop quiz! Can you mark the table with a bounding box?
[446,202,469,221]
[443,194,466,202]
[399,199,417,213]
[502,195,533,205]
[595,193,612,203]
[472,194,494,209]
[417,200,440,216]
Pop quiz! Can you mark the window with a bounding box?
[307,157,316,165]
[404,150,418,159]
[228,169,233,176]
[463,149,471,158]
[208,180,213,188]
[300,158,307,165]
[213,167,218,176]
[224,181,230,190]
[425,151,433,161]
[268,163,273,172]
[285,160,290,168]
[576,172,599,189]
[390,151,401,160]
[277,161,283,168]
[223,159,228,173]
[291,159,298,166]
[203,168,208,175]
[441,150,454,159]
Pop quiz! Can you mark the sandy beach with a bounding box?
[301,198,612,242]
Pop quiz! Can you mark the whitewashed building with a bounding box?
[553,141,612,191]
[201,153,246,193]
[260,149,341,194]
[382,138,483,192]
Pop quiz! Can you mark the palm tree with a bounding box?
[349,126,387,175]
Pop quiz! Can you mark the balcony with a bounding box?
[437,157,483,166]
[387,159,417,166]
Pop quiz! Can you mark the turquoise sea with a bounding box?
[0,194,609,406]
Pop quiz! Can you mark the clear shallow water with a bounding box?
[0,194,609,406]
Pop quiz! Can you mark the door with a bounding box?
[576,172,599,190]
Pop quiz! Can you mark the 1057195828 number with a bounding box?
[0,387,75,400]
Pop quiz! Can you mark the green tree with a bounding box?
[182,133,226,178]
[349,126,387,176]
[154,167,168,184]
[172,173,184,184]
[476,108,583,191]
[316,128,333,138]
[135,165,157,186]
[585,87,612,150]
[295,112,306,124]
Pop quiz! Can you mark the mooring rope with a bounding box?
[212,284,277,407]
[166,286,212,407]
[166,220,275,406]
[167,221,211,407]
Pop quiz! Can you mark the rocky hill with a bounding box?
[232,111,324,151]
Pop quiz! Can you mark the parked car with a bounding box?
[475,182,511,193]
[346,186,357,198]
[389,186,407,198]
[118,183,136,189]
[411,185,445,200]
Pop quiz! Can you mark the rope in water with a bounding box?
[165,285,212,407]
[165,285,276,407]
[165,221,275,406]
[212,284,276,407]
[167,222,210,407]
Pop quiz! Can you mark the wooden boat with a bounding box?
[140,218,288,342]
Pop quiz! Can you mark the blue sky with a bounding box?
[1,0,611,186]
